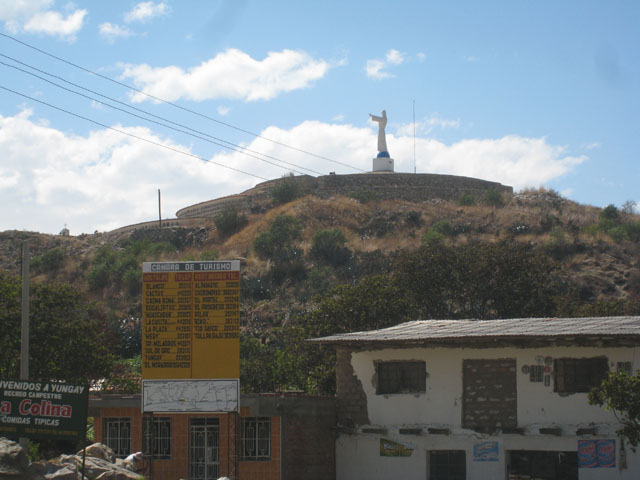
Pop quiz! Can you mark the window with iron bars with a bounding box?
[103,418,131,458]
[143,416,172,459]
[241,417,271,461]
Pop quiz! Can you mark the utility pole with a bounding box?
[19,241,29,450]
[158,189,162,229]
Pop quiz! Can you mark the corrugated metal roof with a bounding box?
[310,317,640,345]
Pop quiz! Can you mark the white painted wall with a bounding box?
[350,346,639,428]
[336,432,640,480]
[335,345,640,479]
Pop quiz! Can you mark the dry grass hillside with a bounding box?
[1,187,639,325]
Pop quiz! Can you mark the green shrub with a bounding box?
[457,193,476,206]
[30,248,65,274]
[431,219,455,237]
[482,188,504,207]
[310,229,351,266]
[348,188,378,204]
[406,211,422,227]
[253,215,302,259]
[600,204,620,222]
[214,207,248,238]
[122,268,141,296]
[199,250,219,261]
[271,173,301,204]
[608,226,629,243]
[421,229,445,246]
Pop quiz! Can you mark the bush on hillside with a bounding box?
[253,215,302,259]
[310,229,350,266]
[271,173,301,204]
[30,248,65,274]
[457,193,476,206]
[482,188,504,207]
[214,206,248,238]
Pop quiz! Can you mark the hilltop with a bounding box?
[1,183,639,323]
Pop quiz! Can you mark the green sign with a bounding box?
[0,380,88,440]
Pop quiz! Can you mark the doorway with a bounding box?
[189,418,220,480]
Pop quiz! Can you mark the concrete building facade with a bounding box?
[313,317,640,480]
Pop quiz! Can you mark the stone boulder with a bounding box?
[76,444,116,464]
[0,437,32,479]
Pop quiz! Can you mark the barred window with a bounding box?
[241,417,271,461]
[143,417,172,459]
[376,361,426,394]
[554,357,608,393]
[103,418,131,458]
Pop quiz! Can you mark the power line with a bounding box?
[0,32,366,173]
[0,84,269,182]
[0,58,322,177]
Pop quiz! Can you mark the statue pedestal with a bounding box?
[373,157,394,172]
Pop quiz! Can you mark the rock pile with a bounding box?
[0,438,139,480]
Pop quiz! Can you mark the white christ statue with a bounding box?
[369,110,388,155]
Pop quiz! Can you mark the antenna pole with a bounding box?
[413,100,416,174]
[158,189,162,229]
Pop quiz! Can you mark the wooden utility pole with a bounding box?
[158,189,162,229]
[19,241,29,450]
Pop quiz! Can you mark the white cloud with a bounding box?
[365,49,406,79]
[0,110,586,234]
[99,22,133,42]
[396,114,461,137]
[124,1,170,23]
[217,106,230,116]
[120,48,333,103]
[21,6,86,41]
[0,0,53,32]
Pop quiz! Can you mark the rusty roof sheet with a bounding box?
[310,317,640,345]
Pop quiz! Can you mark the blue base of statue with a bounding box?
[377,151,390,158]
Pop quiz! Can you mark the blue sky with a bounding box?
[1,1,638,234]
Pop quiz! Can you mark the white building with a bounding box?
[312,316,640,480]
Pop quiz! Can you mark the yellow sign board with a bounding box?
[142,261,240,380]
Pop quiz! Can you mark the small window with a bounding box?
[143,416,172,459]
[376,361,426,394]
[554,357,608,393]
[429,450,466,480]
[103,418,131,458]
[241,417,271,461]
[508,450,577,480]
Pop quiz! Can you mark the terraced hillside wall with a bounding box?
[176,173,513,218]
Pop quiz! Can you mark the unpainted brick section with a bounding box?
[462,358,517,432]
[336,348,370,427]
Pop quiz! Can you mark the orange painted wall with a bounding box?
[94,407,282,480]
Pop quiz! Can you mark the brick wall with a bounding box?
[336,348,370,428]
[462,358,517,433]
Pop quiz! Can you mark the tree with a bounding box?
[0,272,115,384]
[253,215,302,259]
[271,173,301,204]
[395,240,557,319]
[589,371,640,449]
[214,206,248,238]
[310,228,351,266]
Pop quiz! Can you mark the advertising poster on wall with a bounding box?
[0,380,88,440]
[473,441,499,461]
[578,439,616,468]
[379,438,415,457]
